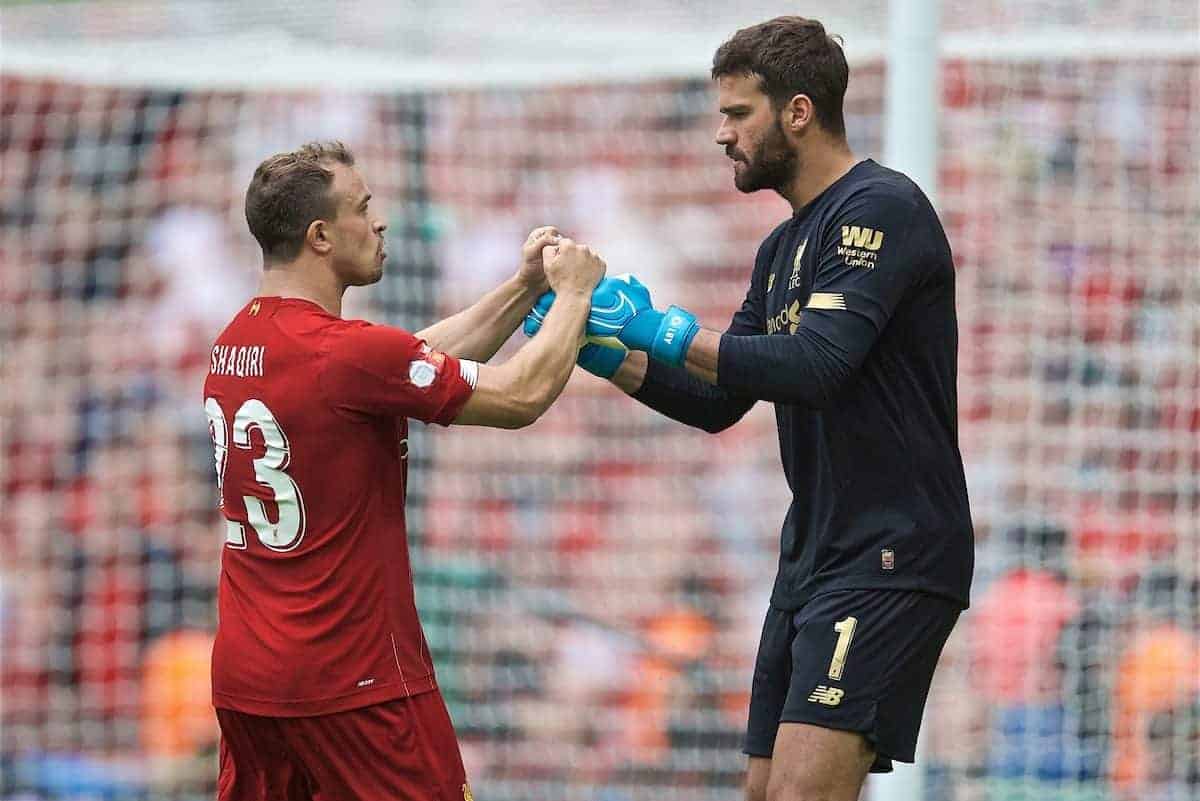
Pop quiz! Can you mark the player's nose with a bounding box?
[715,122,735,146]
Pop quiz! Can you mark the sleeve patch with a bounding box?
[408,360,438,388]
[837,225,886,269]
[806,292,847,310]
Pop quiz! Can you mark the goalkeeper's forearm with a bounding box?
[609,350,646,394]
[617,351,755,434]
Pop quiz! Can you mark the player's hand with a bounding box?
[518,226,561,292]
[542,239,605,296]
[524,292,627,379]
[584,274,657,343]
[526,274,701,366]
[577,340,628,378]
[584,274,700,366]
[523,275,655,341]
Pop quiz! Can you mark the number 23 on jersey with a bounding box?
[205,397,306,551]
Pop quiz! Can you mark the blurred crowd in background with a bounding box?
[1,52,1197,801]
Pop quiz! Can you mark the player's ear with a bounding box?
[308,220,333,256]
[784,94,814,133]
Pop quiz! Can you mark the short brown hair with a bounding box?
[244,141,355,262]
[712,17,849,137]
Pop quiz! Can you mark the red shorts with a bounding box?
[216,691,470,801]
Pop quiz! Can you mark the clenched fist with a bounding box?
[542,239,606,296]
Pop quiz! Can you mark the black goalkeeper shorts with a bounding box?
[743,588,960,773]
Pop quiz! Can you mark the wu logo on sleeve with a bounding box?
[841,226,884,250]
[838,225,885,269]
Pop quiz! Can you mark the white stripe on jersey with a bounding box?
[459,359,479,389]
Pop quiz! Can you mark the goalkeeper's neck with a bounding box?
[778,137,860,214]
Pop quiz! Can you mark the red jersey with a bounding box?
[202,297,475,717]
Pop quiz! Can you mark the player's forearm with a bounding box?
[498,290,590,422]
[628,352,755,433]
[626,306,857,410]
[416,274,543,362]
[682,328,721,385]
[713,327,857,408]
[609,350,646,394]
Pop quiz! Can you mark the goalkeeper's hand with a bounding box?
[524,291,627,379]
[525,274,700,367]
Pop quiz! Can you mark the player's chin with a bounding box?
[372,250,387,276]
[733,163,769,194]
[732,171,758,193]
[730,162,749,192]
[352,261,385,286]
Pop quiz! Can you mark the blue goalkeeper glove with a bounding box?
[524,291,627,379]
[588,274,699,366]
[525,275,700,368]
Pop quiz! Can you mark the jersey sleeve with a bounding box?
[716,188,926,407]
[318,321,477,425]
[801,187,924,344]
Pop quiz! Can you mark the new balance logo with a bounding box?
[808,685,845,706]
[841,226,884,251]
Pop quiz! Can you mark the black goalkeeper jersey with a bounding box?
[635,159,973,610]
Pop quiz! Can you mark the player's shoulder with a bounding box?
[324,317,420,354]
[830,159,927,218]
[320,318,427,376]
[840,160,921,208]
[214,297,343,343]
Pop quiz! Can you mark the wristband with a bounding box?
[648,305,700,367]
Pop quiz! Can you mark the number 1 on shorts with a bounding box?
[828,616,858,681]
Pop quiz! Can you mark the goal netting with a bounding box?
[2,2,1197,800]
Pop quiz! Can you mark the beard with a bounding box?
[731,120,797,194]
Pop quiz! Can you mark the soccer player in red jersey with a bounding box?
[202,141,602,801]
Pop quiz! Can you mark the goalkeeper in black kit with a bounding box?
[526,16,974,801]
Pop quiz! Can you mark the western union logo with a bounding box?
[805,292,846,311]
[808,685,845,706]
[841,226,884,251]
